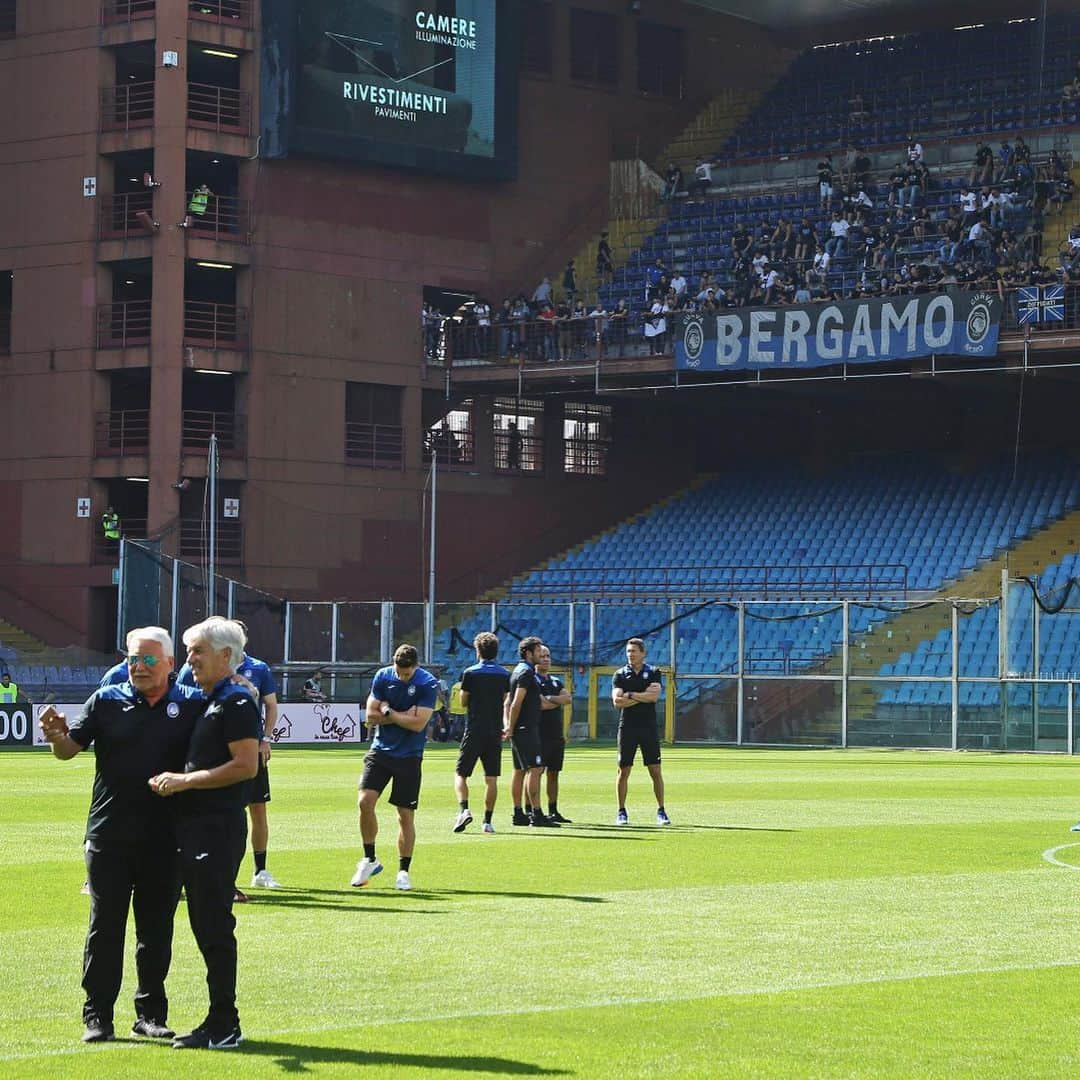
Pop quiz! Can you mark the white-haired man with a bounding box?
[174,617,281,896]
[149,617,260,1050]
[39,626,204,1045]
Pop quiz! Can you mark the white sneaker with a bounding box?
[482,821,495,834]
[395,870,412,891]
[350,858,383,888]
[453,809,473,833]
[251,869,281,888]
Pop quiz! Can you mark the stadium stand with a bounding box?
[707,17,1080,165]
[434,456,1080,697]
[434,15,1080,364]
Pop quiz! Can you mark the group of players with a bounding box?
[349,631,672,893]
[38,616,671,1049]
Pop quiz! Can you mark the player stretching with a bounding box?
[612,638,670,826]
[351,644,437,891]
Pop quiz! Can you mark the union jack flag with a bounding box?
[1042,284,1066,322]
[1017,285,1066,324]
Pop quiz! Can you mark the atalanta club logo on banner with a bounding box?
[964,293,993,353]
[683,317,704,368]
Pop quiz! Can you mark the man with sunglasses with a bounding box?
[39,627,204,1045]
[105,620,280,898]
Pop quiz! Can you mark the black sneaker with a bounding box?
[172,1024,243,1050]
[82,1018,114,1043]
[132,1018,175,1039]
[512,809,530,826]
[529,812,560,828]
[549,811,572,824]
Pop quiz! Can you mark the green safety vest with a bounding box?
[188,190,209,215]
[0,682,18,702]
[103,513,120,540]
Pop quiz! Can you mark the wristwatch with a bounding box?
[381,703,391,718]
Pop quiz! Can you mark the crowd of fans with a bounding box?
[423,134,1076,364]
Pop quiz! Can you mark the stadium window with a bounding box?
[636,22,684,99]
[0,271,10,355]
[493,397,544,474]
[569,8,619,86]
[563,402,611,477]
[0,1,14,39]
[521,1,553,76]
[423,400,475,471]
[345,381,404,469]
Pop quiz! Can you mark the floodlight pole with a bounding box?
[425,453,437,665]
[207,433,218,617]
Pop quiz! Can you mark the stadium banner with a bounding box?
[18,702,368,749]
[0,704,33,746]
[268,703,367,744]
[675,290,1001,372]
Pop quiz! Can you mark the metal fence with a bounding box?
[116,541,1080,752]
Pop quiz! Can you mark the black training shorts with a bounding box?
[510,726,544,771]
[360,750,423,810]
[541,735,566,772]
[617,722,661,768]
[246,757,271,805]
[456,728,503,778]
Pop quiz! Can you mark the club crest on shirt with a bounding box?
[166,702,180,718]
[408,686,416,696]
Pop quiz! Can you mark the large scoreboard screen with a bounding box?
[262,0,518,180]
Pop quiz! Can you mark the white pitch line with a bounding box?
[6,956,1080,1064]
[1042,841,1080,869]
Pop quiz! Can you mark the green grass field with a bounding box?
[4,745,1080,1078]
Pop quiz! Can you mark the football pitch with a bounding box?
[4,744,1080,1078]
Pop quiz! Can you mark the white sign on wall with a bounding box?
[28,702,369,748]
[269,703,366,744]
[223,498,240,519]
[76,498,91,518]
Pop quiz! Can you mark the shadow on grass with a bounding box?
[423,888,606,903]
[241,1041,570,1074]
[242,891,441,914]
[257,886,605,904]
[569,823,795,834]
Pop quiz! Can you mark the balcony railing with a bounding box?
[430,312,653,366]
[0,310,9,355]
[346,423,405,469]
[493,431,544,474]
[97,300,152,349]
[100,82,154,132]
[101,0,154,25]
[187,83,251,135]
[563,437,611,477]
[188,0,252,29]
[183,191,250,241]
[179,519,243,562]
[94,409,150,456]
[94,516,148,563]
[182,410,246,456]
[423,429,475,471]
[183,301,248,350]
[98,191,155,240]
